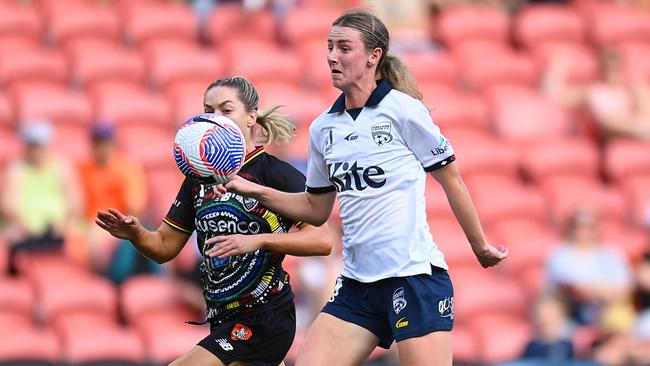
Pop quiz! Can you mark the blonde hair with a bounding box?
[333,9,422,100]
[205,76,295,144]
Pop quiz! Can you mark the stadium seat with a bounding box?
[437,4,510,47]
[38,275,118,322]
[424,179,455,221]
[0,47,68,87]
[443,129,520,179]
[541,176,627,226]
[141,320,209,365]
[604,139,650,181]
[421,84,489,132]
[288,123,310,162]
[295,39,341,100]
[146,42,224,89]
[515,4,586,48]
[590,4,650,46]
[283,5,340,45]
[51,125,91,163]
[0,2,42,42]
[115,125,175,170]
[471,313,532,364]
[458,49,539,91]
[54,313,146,365]
[0,326,62,364]
[223,40,303,86]
[600,221,648,262]
[46,2,121,46]
[451,268,528,319]
[451,325,481,363]
[533,41,599,83]
[124,2,197,46]
[120,275,185,323]
[618,41,650,82]
[255,82,329,126]
[145,164,185,221]
[487,85,573,148]
[620,174,650,227]
[0,93,14,129]
[464,175,547,227]
[427,218,476,267]
[0,237,7,275]
[521,138,599,181]
[165,80,207,123]
[12,83,92,127]
[402,51,459,87]
[92,83,172,128]
[206,4,276,45]
[488,218,559,272]
[66,39,146,88]
[0,311,33,331]
[0,277,35,317]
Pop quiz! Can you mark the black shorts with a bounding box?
[197,301,296,366]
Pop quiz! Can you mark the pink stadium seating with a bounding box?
[124,2,197,46]
[141,319,208,364]
[295,39,341,100]
[459,49,539,91]
[445,129,520,178]
[120,275,185,323]
[0,311,32,330]
[452,325,481,363]
[115,125,175,170]
[618,41,650,82]
[145,163,185,220]
[46,1,121,46]
[283,5,340,45]
[620,174,650,227]
[533,41,599,83]
[464,175,547,227]
[165,80,206,123]
[0,93,13,129]
[0,326,62,363]
[451,268,528,318]
[403,51,459,86]
[0,237,7,275]
[289,123,311,161]
[590,4,650,46]
[0,128,21,170]
[605,139,650,181]
[224,40,303,86]
[0,277,35,318]
[54,313,146,364]
[424,179,455,221]
[600,221,648,262]
[12,83,92,126]
[488,218,559,272]
[0,47,68,86]
[0,2,42,42]
[472,313,532,364]
[427,217,477,267]
[437,4,510,46]
[66,39,146,88]
[50,125,91,163]
[521,138,600,181]
[515,4,586,48]
[255,82,329,126]
[421,84,489,131]
[39,275,118,322]
[541,176,627,226]
[145,40,224,89]
[487,85,573,148]
[207,4,276,45]
[92,82,171,128]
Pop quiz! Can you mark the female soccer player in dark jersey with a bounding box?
[96,76,335,366]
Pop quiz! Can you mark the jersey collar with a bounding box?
[242,146,265,167]
[328,79,392,114]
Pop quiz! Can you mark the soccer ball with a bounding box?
[173,113,246,185]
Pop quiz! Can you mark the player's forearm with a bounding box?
[129,228,176,264]
[439,176,487,248]
[253,186,330,226]
[258,225,334,256]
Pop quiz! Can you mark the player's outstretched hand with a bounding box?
[215,175,261,197]
[472,243,508,268]
[205,234,262,258]
[96,208,143,241]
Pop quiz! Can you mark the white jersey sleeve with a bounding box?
[400,102,455,172]
[305,124,334,192]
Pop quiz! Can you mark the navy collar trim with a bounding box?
[328,79,392,114]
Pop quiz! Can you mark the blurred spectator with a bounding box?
[0,120,83,272]
[521,292,575,361]
[75,123,147,271]
[546,206,636,330]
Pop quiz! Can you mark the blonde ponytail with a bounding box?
[256,105,296,144]
[379,53,422,101]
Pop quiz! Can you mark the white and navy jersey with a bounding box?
[306,80,456,282]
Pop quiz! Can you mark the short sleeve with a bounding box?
[305,126,336,194]
[401,103,456,172]
[163,177,195,234]
[266,159,307,194]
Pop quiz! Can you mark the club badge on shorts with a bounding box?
[371,121,393,147]
[231,323,253,341]
[393,287,407,314]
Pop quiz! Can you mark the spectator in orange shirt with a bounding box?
[76,123,147,271]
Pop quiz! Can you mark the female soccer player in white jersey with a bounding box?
[216,9,508,366]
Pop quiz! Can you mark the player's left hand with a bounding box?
[205,234,263,258]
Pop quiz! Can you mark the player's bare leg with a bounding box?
[396,331,452,366]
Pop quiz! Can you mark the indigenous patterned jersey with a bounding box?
[164,147,305,322]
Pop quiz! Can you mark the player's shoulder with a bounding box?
[309,108,335,135]
[260,152,304,178]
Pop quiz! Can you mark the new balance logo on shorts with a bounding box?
[216,338,234,351]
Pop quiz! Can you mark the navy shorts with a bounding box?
[322,265,454,349]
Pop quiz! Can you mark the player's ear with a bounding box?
[248,109,257,128]
[368,47,382,67]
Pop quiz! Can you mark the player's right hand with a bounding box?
[95,208,142,241]
[215,175,260,197]
[472,243,508,268]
